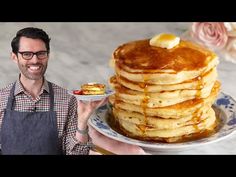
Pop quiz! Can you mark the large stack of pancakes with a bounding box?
[108,33,220,143]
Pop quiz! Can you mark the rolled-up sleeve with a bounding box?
[62,96,92,155]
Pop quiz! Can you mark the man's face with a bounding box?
[12,37,49,81]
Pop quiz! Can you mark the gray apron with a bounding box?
[0,82,61,155]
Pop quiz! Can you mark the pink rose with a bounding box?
[191,22,228,50]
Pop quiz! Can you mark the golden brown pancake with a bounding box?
[110,67,217,92]
[110,80,215,107]
[109,80,220,119]
[81,83,106,95]
[117,108,216,142]
[113,39,218,85]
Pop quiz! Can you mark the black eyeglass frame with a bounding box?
[17,51,49,60]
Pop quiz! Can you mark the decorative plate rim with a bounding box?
[89,92,236,150]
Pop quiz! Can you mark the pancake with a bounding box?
[112,107,209,130]
[109,80,220,119]
[109,80,220,118]
[110,81,220,130]
[110,80,215,108]
[111,67,217,92]
[117,108,216,141]
[113,39,218,85]
[81,83,106,95]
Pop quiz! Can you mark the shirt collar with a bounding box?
[14,75,50,96]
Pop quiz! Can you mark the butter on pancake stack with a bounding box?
[108,33,221,143]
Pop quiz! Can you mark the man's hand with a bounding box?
[76,98,108,143]
[77,98,108,125]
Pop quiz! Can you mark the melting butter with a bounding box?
[149,33,180,49]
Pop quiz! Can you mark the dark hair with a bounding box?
[11,27,51,54]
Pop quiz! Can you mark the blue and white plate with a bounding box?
[88,92,236,152]
[68,89,115,101]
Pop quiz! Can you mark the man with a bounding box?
[0,27,146,155]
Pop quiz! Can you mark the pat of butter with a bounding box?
[149,33,180,49]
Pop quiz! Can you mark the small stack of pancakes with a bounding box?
[81,83,106,95]
[108,33,220,143]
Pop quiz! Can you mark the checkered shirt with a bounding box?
[0,78,92,155]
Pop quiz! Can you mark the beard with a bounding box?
[18,62,47,80]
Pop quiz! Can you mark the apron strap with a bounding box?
[48,82,54,112]
[6,82,16,110]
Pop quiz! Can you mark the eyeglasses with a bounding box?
[18,51,49,60]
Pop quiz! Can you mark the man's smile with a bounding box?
[27,65,42,73]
